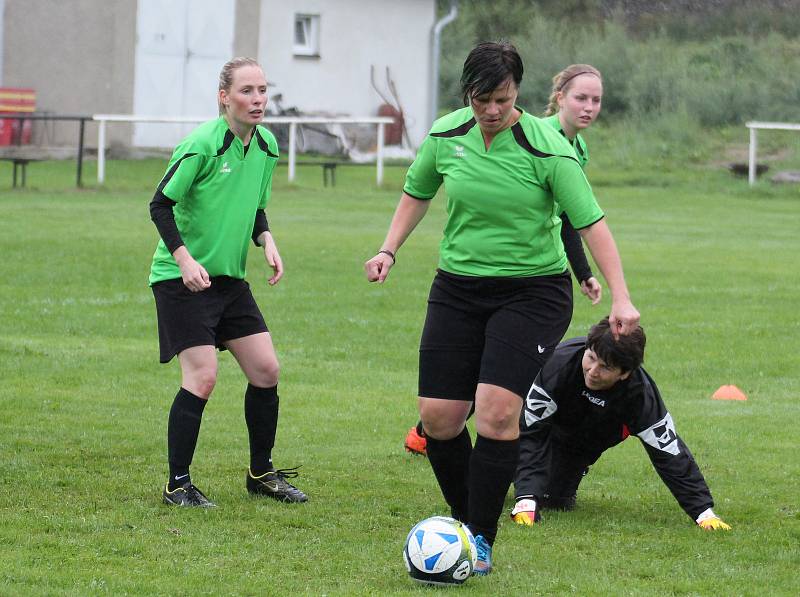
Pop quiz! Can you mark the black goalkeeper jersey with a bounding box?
[515,337,714,521]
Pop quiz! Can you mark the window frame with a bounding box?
[293,13,320,58]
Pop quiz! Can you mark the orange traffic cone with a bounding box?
[711,385,747,401]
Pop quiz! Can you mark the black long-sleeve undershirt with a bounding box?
[149,191,183,254]
[560,213,593,284]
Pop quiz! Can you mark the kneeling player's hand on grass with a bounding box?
[696,509,731,531]
[511,498,541,526]
[698,517,731,531]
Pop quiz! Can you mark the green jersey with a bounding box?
[543,114,589,169]
[403,107,603,277]
[149,117,279,285]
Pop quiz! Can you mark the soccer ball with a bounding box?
[403,516,477,586]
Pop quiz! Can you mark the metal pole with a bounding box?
[288,122,296,182]
[97,119,106,185]
[430,0,459,126]
[77,118,85,187]
[748,127,757,186]
[376,122,385,186]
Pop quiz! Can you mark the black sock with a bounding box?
[425,427,472,522]
[244,383,278,476]
[467,434,520,545]
[415,420,425,437]
[167,388,207,491]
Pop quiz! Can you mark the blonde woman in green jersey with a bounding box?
[150,58,306,508]
[544,64,605,305]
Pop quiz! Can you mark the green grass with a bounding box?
[0,156,798,596]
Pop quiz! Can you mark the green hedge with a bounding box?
[439,13,800,127]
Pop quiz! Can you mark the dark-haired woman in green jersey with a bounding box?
[365,42,638,575]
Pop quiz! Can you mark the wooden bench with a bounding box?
[0,156,40,188]
[290,160,384,187]
[292,161,342,186]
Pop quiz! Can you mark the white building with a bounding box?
[0,0,436,152]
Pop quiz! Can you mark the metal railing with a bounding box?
[0,113,91,186]
[745,121,800,185]
[93,115,396,186]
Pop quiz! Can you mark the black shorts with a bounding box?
[418,269,573,401]
[151,276,268,363]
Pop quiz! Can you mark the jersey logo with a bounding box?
[581,390,606,407]
[637,413,680,455]
[453,145,466,158]
[523,382,557,427]
[220,161,231,173]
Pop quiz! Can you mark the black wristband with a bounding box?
[378,249,396,264]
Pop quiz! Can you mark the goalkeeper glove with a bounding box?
[696,508,731,531]
[511,497,541,525]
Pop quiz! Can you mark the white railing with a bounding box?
[745,121,800,186]
[93,115,396,185]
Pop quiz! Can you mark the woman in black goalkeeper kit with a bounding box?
[511,318,731,531]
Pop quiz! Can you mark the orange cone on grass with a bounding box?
[711,385,747,401]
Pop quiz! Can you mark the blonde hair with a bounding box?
[218,57,262,115]
[544,64,602,116]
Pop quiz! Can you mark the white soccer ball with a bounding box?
[403,516,477,586]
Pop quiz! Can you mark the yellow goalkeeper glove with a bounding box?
[511,498,541,526]
[696,509,731,531]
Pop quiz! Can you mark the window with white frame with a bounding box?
[293,14,320,57]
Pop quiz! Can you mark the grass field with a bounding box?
[1,156,798,596]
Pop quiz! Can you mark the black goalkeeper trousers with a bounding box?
[541,448,595,510]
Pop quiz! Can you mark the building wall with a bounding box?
[234,0,261,59]
[258,0,436,147]
[0,0,434,151]
[1,0,137,148]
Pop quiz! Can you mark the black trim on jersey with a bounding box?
[430,117,477,138]
[573,214,605,231]
[511,123,580,165]
[404,190,433,201]
[556,127,586,160]
[254,128,279,157]
[574,139,585,159]
[156,153,198,195]
[214,130,235,157]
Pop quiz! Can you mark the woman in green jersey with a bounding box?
[544,63,606,304]
[150,57,306,508]
[365,42,638,576]
[403,64,606,458]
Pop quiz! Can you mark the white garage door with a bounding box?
[133,0,234,148]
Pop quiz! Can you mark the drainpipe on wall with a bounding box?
[429,0,459,127]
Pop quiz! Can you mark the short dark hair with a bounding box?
[460,41,523,105]
[586,317,646,373]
